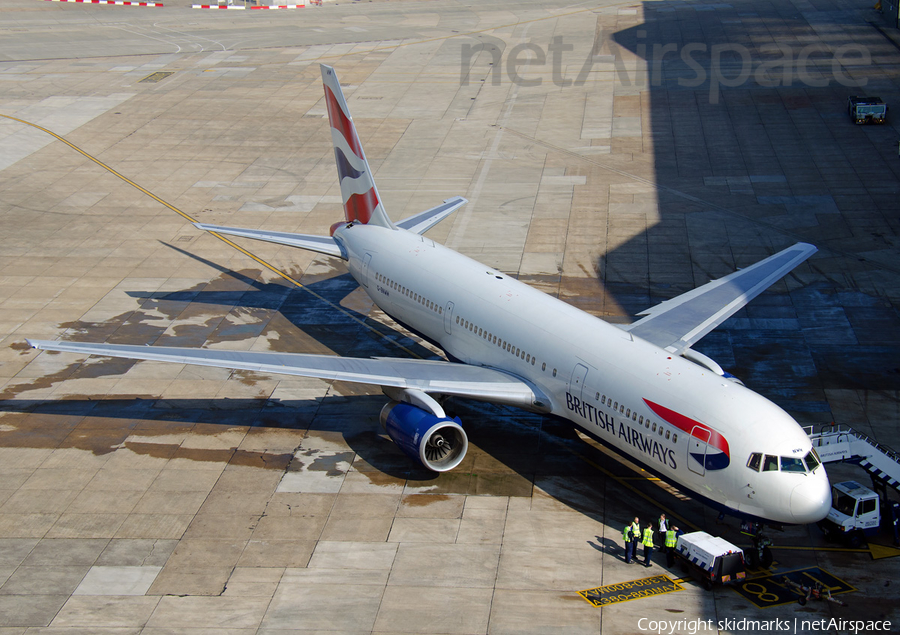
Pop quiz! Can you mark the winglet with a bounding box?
[320,64,395,229]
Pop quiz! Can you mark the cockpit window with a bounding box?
[803,450,820,472]
[762,455,779,472]
[746,453,762,471]
[834,491,856,516]
[780,456,805,473]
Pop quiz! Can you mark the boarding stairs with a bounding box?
[806,425,900,492]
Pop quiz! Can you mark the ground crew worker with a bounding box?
[623,521,633,564]
[629,517,641,564]
[658,513,668,538]
[642,523,655,566]
[665,526,677,567]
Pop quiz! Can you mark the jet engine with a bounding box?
[380,401,468,472]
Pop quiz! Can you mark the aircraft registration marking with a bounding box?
[578,574,684,607]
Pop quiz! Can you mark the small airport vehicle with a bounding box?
[780,576,848,607]
[848,96,887,124]
[817,481,880,548]
[674,531,746,590]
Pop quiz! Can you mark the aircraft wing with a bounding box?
[622,242,817,354]
[26,339,538,408]
[396,197,467,235]
[193,223,344,259]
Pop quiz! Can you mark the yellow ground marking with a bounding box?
[579,574,684,608]
[0,112,422,359]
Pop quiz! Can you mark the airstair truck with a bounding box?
[674,531,746,590]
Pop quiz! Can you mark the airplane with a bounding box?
[28,64,831,526]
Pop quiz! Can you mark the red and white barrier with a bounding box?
[192,2,306,6]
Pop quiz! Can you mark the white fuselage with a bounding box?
[333,222,831,525]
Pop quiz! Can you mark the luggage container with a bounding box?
[674,531,746,590]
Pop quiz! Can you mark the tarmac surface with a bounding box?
[1,0,900,632]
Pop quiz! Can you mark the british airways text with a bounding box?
[566,392,677,469]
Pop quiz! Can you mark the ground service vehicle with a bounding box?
[674,531,746,590]
[818,481,880,547]
[848,96,887,124]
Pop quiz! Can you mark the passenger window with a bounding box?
[780,456,805,473]
[601,396,606,405]
[665,430,670,440]
[651,422,656,432]
[645,420,650,429]
[672,434,677,443]
[762,455,779,471]
[625,409,630,418]
[860,499,877,515]
[542,363,546,371]
[613,402,618,410]
[747,453,762,472]
[658,426,663,436]
[632,412,637,422]
[638,416,643,424]
[619,405,624,414]
[552,369,557,377]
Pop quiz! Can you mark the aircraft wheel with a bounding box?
[746,550,759,569]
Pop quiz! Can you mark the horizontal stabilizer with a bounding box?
[27,340,540,409]
[397,197,468,235]
[193,223,344,259]
[623,242,817,353]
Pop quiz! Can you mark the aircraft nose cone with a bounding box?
[790,473,832,523]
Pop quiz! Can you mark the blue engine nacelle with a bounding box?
[379,401,468,472]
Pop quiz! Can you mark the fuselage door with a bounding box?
[568,363,588,402]
[443,301,454,335]
[361,253,373,289]
[688,426,711,476]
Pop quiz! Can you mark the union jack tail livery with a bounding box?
[321,64,394,229]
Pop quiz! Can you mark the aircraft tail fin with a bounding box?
[321,64,395,230]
